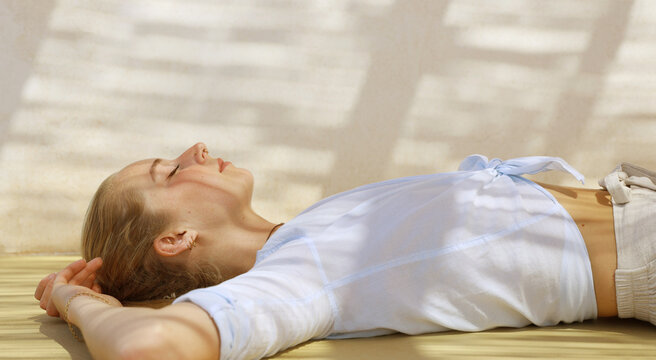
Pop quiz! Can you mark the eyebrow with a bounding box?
[149,158,162,182]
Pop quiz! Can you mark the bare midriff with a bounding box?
[537,182,618,317]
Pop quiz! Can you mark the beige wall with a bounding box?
[1,0,655,254]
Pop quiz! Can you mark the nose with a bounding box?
[179,142,209,166]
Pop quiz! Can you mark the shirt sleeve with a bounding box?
[174,266,333,360]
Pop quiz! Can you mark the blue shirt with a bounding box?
[175,155,597,360]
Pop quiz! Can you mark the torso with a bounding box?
[538,182,618,317]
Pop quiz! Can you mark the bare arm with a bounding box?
[66,294,220,360]
[40,259,220,359]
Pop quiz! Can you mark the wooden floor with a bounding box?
[2,255,656,359]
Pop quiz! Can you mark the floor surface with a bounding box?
[2,255,656,359]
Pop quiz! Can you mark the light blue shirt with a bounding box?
[175,155,597,360]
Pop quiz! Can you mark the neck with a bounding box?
[198,208,278,280]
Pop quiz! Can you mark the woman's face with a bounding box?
[115,142,254,228]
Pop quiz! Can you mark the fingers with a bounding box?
[36,258,105,318]
[79,273,96,289]
[54,258,87,285]
[87,257,103,270]
[91,281,102,294]
[46,259,86,318]
[40,276,57,315]
[46,295,60,317]
[71,257,102,287]
[35,273,56,300]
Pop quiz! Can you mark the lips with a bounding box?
[217,158,232,173]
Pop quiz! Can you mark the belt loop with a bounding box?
[601,170,631,204]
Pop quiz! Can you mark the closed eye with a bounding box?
[167,165,179,180]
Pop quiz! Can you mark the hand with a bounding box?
[35,258,104,317]
[50,260,122,323]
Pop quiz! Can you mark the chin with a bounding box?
[232,168,255,199]
[236,167,254,185]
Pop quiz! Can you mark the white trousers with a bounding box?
[600,162,656,324]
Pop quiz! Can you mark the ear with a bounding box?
[153,229,199,257]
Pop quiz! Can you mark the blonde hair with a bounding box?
[82,174,221,302]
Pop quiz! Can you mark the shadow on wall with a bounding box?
[0,0,55,147]
[322,0,635,194]
[1,0,653,253]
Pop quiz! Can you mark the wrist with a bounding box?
[65,292,110,321]
[62,291,114,342]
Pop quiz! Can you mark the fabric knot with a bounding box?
[458,154,585,184]
[599,162,656,205]
[600,170,631,204]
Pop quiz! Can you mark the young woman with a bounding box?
[34,143,656,360]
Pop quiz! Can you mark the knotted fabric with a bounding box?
[459,154,584,183]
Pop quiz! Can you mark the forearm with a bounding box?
[68,297,150,359]
[68,297,220,359]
